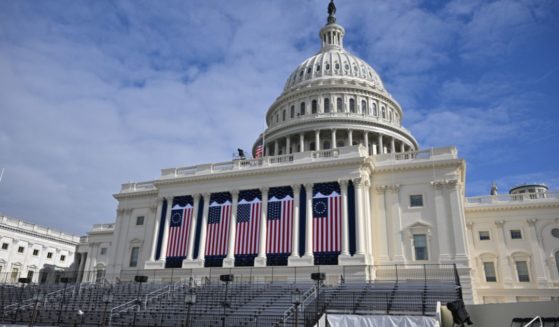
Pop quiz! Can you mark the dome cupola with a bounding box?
[253,1,418,158]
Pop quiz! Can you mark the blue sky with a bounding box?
[0,0,558,235]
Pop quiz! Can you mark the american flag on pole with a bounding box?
[205,193,232,257]
[267,187,294,255]
[313,182,342,254]
[234,189,261,255]
[166,203,194,258]
[255,134,264,159]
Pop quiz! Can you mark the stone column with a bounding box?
[363,132,369,152]
[362,179,373,263]
[494,220,514,286]
[389,185,405,262]
[354,179,365,255]
[186,194,201,261]
[224,190,239,267]
[375,186,390,262]
[315,130,320,151]
[331,129,337,148]
[274,140,279,156]
[446,180,469,262]
[348,129,353,147]
[390,137,395,154]
[527,219,549,286]
[305,183,314,258]
[432,181,451,262]
[159,196,174,264]
[299,133,305,152]
[290,185,301,259]
[339,180,350,256]
[255,187,268,267]
[196,193,211,262]
[149,197,164,262]
[378,135,384,154]
[286,136,291,154]
[400,142,405,153]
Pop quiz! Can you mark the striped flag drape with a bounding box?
[166,204,194,257]
[313,184,342,254]
[266,193,293,255]
[205,194,232,257]
[234,196,261,256]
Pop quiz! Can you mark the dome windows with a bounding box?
[300,102,306,116]
[316,65,321,71]
[282,109,286,121]
[372,103,378,116]
[344,63,349,70]
[324,98,331,113]
[336,98,343,112]
[325,63,330,70]
[306,67,312,75]
[312,100,318,114]
[381,106,386,119]
[290,105,295,119]
[361,100,368,114]
[349,98,355,113]
[335,62,340,70]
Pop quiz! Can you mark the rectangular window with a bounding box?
[410,195,423,207]
[1,243,8,250]
[516,261,530,282]
[47,252,53,259]
[479,231,490,240]
[483,262,497,282]
[413,234,428,260]
[17,246,24,253]
[100,248,107,255]
[129,247,140,267]
[60,255,66,262]
[27,270,34,280]
[136,216,144,226]
[32,249,39,256]
[510,230,522,239]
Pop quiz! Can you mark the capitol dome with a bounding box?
[253,2,418,157]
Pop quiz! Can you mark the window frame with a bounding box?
[60,255,66,262]
[47,252,53,259]
[510,229,522,240]
[515,260,530,282]
[129,247,140,267]
[409,194,424,208]
[136,216,145,226]
[1,243,8,250]
[413,234,429,261]
[32,249,39,256]
[17,246,25,254]
[479,231,491,241]
[483,262,497,282]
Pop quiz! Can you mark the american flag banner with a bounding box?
[267,186,294,255]
[255,134,264,159]
[313,182,342,254]
[205,192,232,257]
[234,189,262,256]
[166,203,194,258]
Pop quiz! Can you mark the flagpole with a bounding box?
[0,168,4,184]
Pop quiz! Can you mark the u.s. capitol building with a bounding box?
[74,2,559,305]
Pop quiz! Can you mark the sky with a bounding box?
[0,0,558,235]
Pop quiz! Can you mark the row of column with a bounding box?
[149,179,371,267]
[265,129,411,156]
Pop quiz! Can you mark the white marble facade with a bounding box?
[74,5,559,305]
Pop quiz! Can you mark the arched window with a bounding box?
[290,106,295,119]
[372,103,377,116]
[349,99,355,113]
[381,107,386,119]
[311,100,318,114]
[337,98,343,112]
[300,102,306,116]
[324,98,330,113]
[276,113,279,123]
[325,63,330,70]
[282,110,286,121]
[361,100,367,114]
[323,141,331,150]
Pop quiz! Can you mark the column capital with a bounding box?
[338,179,349,188]
[466,222,474,229]
[304,183,314,190]
[527,218,537,226]
[291,184,301,193]
[192,193,201,201]
[430,180,445,189]
[149,206,157,214]
[375,185,387,194]
[230,189,239,197]
[495,220,505,228]
[157,196,166,202]
[116,208,125,216]
[260,186,269,194]
[202,192,210,198]
[165,196,174,202]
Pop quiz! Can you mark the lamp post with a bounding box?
[15,277,30,324]
[184,289,196,327]
[57,277,70,325]
[310,273,325,324]
[291,289,301,327]
[132,275,148,327]
[101,292,113,327]
[219,274,234,327]
[29,290,44,327]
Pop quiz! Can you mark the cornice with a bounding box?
[113,189,158,201]
[465,201,559,212]
[153,156,367,188]
[373,158,464,173]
